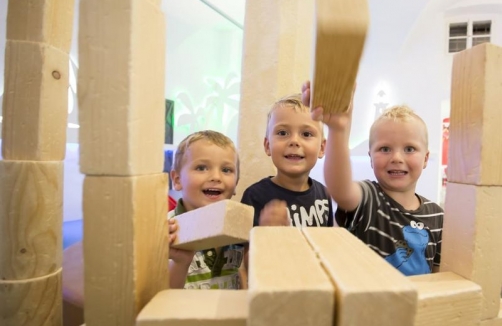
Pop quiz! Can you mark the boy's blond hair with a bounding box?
[265,94,324,137]
[369,105,429,148]
[172,130,240,179]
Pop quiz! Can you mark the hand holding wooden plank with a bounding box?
[171,200,254,251]
[310,0,369,113]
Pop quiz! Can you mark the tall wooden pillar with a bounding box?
[78,0,169,325]
[0,0,74,324]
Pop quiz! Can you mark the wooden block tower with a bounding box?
[77,0,169,325]
[0,0,74,324]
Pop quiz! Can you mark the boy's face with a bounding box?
[369,118,429,196]
[171,140,238,212]
[264,105,326,178]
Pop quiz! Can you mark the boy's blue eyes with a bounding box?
[275,130,315,137]
[378,146,416,153]
[194,165,234,173]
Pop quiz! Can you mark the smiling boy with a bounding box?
[241,94,334,228]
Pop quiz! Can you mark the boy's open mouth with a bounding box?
[388,170,407,176]
[285,154,304,160]
[203,188,223,196]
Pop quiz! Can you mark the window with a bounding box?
[448,20,491,53]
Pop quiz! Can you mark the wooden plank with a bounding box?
[409,272,482,326]
[303,227,417,326]
[136,289,248,326]
[0,268,62,325]
[310,0,369,113]
[171,200,254,251]
[0,160,63,281]
[6,0,75,52]
[1,41,69,161]
[83,174,169,326]
[441,183,502,320]
[480,300,502,326]
[448,43,502,185]
[78,0,166,176]
[248,227,334,326]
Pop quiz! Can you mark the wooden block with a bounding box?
[409,272,482,326]
[1,41,69,161]
[310,0,369,113]
[0,160,63,281]
[449,43,502,185]
[302,227,417,326]
[481,300,502,326]
[171,200,254,251]
[78,0,166,175]
[83,174,169,326]
[441,183,502,319]
[0,268,62,325]
[136,289,248,326]
[6,0,75,52]
[248,227,334,326]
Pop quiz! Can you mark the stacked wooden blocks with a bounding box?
[0,0,74,324]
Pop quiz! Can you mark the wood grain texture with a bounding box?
[78,0,166,175]
[136,289,248,326]
[0,161,63,281]
[0,269,62,326]
[171,200,254,251]
[310,0,369,113]
[6,0,75,52]
[441,183,502,320]
[248,227,334,326]
[409,272,482,326]
[1,41,69,161]
[83,174,169,326]
[448,43,502,185]
[303,227,417,326]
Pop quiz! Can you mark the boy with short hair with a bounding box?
[168,130,244,289]
[241,94,334,228]
[301,81,443,276]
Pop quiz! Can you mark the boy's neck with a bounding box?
[271,173,310,192]
[383,189,421,211]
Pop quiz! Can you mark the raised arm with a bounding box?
[301,81,362,212]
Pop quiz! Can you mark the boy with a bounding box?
[301,81,443,276]
[241,94,334,227]
[168,130,245,289]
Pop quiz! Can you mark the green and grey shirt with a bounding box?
[168,199,244,289]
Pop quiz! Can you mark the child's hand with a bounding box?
[168,218,195,265]
[301,80,355,130]
[258,200,291,226]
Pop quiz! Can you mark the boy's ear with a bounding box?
[263,137,272,156]
[423,150,430,169]
[368,151,374,169]
[170,170,183,191]
[318,138,327,159]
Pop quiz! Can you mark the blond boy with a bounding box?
[168,130,244,289]
[241,94,334,227]
[301,81,443,276]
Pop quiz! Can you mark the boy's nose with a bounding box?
[210,170,222,182]
[288,136,300,147]
[390,151,404,163]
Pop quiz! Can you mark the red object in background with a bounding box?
[168,195,177,211]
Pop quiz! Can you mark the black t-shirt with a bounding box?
[241,177,334,227]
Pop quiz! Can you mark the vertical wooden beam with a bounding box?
[78,0,166,176]
[83,174,169,326]
[236,0,314,199]
[441,43,502,320]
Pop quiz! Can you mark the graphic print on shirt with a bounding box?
[287,199,330,226]
[384,221,430,276]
